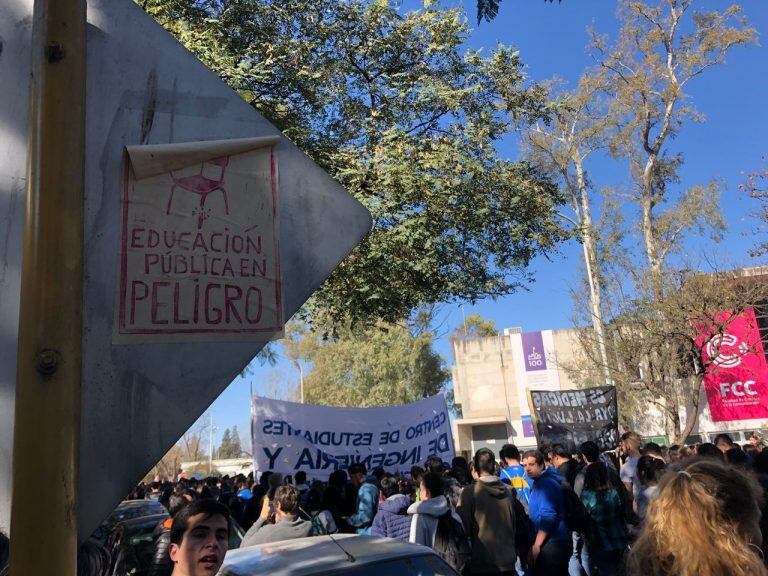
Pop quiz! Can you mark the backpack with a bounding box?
[510,488,533,562]
[310,512,327,536]
[432,503,472,574]
[561,482,588,533]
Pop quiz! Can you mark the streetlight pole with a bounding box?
[298,362,305,403]
[459,304,467,336]
[208,413,216,475]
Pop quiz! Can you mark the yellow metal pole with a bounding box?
[10,0,86,573]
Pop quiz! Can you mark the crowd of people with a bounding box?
[2,430,768,576]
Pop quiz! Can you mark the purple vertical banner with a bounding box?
[521,415,535,437]
[522,331,547,372]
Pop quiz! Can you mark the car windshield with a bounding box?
[326,554,457,576]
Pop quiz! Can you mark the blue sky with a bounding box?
[204,0,768,450]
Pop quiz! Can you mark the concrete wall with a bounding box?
[451,335,519,421]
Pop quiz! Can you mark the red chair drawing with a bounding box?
[166,156,229,229]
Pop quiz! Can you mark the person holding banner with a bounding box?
[344,463,379,535]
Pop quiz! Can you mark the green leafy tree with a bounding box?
[218,428,232,458]
[230,426,243,457]
[290,322,449,408]
[140,0,568,327]
[451,312,499,339]
[219,426,244,458]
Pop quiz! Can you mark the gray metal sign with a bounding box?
[0,0,371,539]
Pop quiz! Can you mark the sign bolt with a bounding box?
[46,42,64,63]
[35,349,61,375]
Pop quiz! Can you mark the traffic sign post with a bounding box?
[0,0,372,568]
[9,0,86,574]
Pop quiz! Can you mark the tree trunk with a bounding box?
[675,378,702,445]
[574,159,612,384]
[641,155,663,299]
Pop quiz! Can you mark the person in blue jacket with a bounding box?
[344,462,379,535]
[522,450,572,576]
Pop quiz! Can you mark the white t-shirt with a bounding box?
[621,455,640,498]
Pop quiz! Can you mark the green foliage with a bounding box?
[140,0,568,326]
[476,0,562,25]
[290,322,449,408]
[451,312,499,339]
[218,426,243,459]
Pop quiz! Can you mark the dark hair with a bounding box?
[726,447,750,468]
[713,433,734,447]
[322,484,342,512]
[642,442,663,457]
[328,470,347,488]
[584,461,611,493]
[550,443,571,459]
[425,455,444,474]
[372,467,386,481]
[259,471,273,487]
[451,456,468,469]
[473,448,496,476]
[410,466,425,481]
[637,455,666,486]
[499,444,521,463]
[170,499,230,545]
[274,484,300,514]
[167,494,189,517]
[579,441,600,464]
[522,450,546,467]
[421,472,444,498]
[348,463,367,476]
[380,475,400,499]
[305,488,323,513]
[295,471,307,484]
[754,451,768,475]
[697,443,723,459]
[0,530,10,576]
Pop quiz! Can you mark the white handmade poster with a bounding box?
[116,137,282,342]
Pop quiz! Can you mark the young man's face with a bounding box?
[169,513,228,576]
[523,457,545,479]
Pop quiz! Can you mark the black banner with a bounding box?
[528,386,618,452]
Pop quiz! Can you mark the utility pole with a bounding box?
[10,0,86,573]
[298,362,305,403]
[208,413,216,474]
[459,304,467,337]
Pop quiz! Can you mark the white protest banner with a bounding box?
[251,394,455,480]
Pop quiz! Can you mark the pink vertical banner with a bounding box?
[697,308,768,422]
